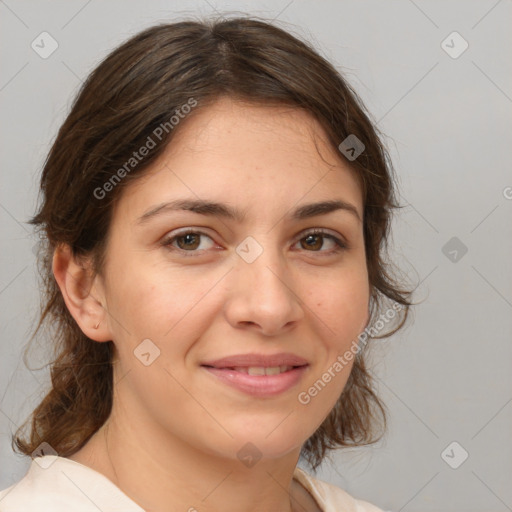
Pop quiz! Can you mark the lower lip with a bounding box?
[201,365,308,397]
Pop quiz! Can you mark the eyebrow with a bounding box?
[136,198,362,225]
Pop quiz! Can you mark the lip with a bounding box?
[200,352,310,398]
[202,365,309,397]
[201,352,309,368]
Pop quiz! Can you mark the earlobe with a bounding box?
[52,243,111,342]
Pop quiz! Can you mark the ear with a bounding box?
[52,243,111,342]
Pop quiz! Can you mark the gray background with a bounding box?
[1,1,511,511]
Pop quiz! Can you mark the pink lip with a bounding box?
[201,352,309,368]
[202,365,309,397]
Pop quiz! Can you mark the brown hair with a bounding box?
[14,15,414,471]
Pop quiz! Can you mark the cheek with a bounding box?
[309,268,369,342]
[300,267,368,420]
[106,259,222,349]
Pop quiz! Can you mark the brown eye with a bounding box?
[161,230,215,255]
[301,234,324,251]
[175,233,201,250]
[295,229,348,254]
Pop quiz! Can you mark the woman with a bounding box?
[0,16,412,512]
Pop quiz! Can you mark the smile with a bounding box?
[222,365,294,375]
[201,364,309,397]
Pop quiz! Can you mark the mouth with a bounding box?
[201,364,304,375]
[200,363,309,397]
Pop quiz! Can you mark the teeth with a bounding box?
[232,366,293,375]
[248,366,266,376]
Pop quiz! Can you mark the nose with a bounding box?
[223,238,305,337]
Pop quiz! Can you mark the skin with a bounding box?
[53,96,370,512]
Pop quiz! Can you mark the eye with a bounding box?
[293,228,348,255]
[161,229,216,256]
[161,227,349,257]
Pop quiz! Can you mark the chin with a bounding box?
[225,422,307,462]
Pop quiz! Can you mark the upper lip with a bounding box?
[201,352,309,369]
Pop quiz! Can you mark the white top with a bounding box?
[0,455,385,512]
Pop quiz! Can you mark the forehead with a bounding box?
[114,97,363,223]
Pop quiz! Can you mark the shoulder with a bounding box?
[0,457,95,512]
[0,455,144,512]
[293,466,387,512]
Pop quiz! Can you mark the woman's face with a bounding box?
[93,97,369,463]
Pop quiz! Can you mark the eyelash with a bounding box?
[160,228,349,258]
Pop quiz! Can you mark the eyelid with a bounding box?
[295,227,347,244]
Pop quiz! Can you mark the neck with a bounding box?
[71,407,307,512]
